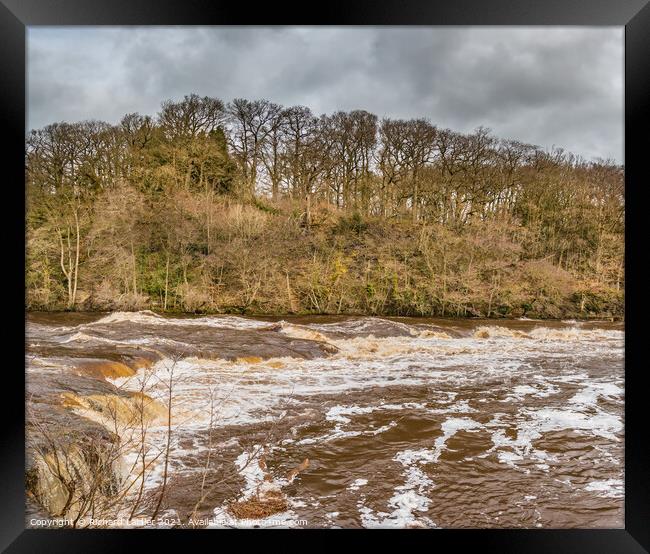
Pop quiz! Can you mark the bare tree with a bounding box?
[227,98,283,196]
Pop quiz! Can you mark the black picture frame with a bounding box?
[2,1,648,551]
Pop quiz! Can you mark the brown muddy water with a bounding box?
[26,311,624,528]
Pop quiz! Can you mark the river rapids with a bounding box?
[26,311,624,528]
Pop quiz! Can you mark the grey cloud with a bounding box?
[28,26,623,162]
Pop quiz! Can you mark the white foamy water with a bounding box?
[27,312,624,528]
[85,310,274,330]
[584,479,624,498]
[109,322,623,433]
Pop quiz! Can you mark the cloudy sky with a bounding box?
[28,26,623,162]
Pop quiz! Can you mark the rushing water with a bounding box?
[26,311,624,528]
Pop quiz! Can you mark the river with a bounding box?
[25,311,624,528]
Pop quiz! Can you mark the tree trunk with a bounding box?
[72,209,80,306]
[131,240,137,295]
[412,178,419,223]
[305,194,311,229]
[164,252,170,311]
[58,230,72,309]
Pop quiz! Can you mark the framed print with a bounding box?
[1,0,649,551]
